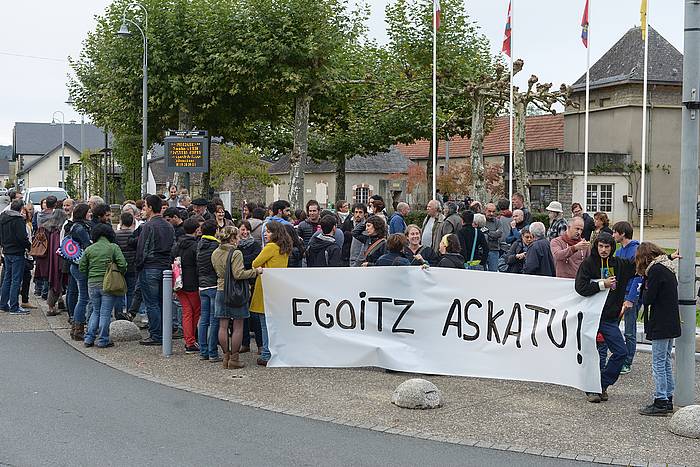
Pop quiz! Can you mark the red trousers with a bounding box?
[176,290,201,347]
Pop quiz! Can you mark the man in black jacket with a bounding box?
[137,195,175,345]
[575,233,635,403]
[307,215,342,267]
[0,200,31,314]
[297,199,321,249]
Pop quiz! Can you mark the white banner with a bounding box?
[262,267,607,393]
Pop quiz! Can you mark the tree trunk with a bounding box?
[470,96,488,202]
[178,103,192,192]
[288,93,311,210]
[513,99,530,206]
[335,156,346,203]
[426,141,434,201]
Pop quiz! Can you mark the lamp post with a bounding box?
[117,2,148,196]
[51,111,65,188]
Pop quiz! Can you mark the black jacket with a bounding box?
[0,210,30,256]
[196,236,219,288]
[285,224,305,268]
[582,213,595,241]
[297,219,319,249]
[172,235,199,292]
[115,228,137,275]
[306,234,343,267]
[173,223,185,240]
[456,225,488,267]
[504,239,529,274]
[237,238,262,286]
[136,215,175,271]
[438,253,466,269]
[523,238,556,277]
[340,215,355,264]
[402,245,439,266]
[376,251,411,266]
[575,239,635,322]
[641,261,682,340]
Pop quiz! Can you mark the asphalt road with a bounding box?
[0,332,599,467]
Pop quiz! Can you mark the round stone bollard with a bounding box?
[669,405,700,438]
[109,320,142,342]
[391,378,442,409]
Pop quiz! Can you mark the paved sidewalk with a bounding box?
[644,227,700,251]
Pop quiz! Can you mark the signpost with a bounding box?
[164,130,209,173]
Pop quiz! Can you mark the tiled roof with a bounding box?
[13,122,108,156]
[395,114,563,160]
[268,146,410,175]
[572,26,682,91]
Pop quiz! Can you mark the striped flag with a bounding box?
[640,0,648,40]
[434,0,441,30]
[581,0,589,48]
[502,1,512,57]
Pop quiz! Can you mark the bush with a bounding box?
[531,212,550,228]
[405,210,427,227]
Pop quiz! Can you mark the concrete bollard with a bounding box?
[162,270,173,357]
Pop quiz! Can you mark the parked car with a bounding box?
[23,186,68,213]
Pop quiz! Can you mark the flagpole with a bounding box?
[432,2,438,201]
[508,0,514,209]
[583,0,590,213]
[640,0,650,241]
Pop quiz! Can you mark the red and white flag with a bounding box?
[502,0,512,57]
[434,0,441,30]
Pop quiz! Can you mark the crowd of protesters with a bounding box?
[0,186,684,416]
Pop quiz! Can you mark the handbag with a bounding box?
[57,234,84,264]
[224,249,249,308]
[465,229,483,271]
[103,245,127,296]
[172,257,183,291]
[30,227,48,258]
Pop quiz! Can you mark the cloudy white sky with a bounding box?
[0,0,685,146]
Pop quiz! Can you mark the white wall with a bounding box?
[22,146,79,189]
[571,174,629,222]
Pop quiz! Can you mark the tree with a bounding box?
[437,162,472,198]
[211,144,279,205]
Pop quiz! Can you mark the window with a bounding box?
[355,186,369,205]
[58,156,71,170]
[587,184,613,213]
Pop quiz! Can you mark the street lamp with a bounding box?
[117,2,148,196]
[50,111,65,188]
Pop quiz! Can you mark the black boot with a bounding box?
[639,398,669,416]
[666,396,674,413]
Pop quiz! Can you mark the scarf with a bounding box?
[561,233,581,247]
[646,254,676,275]
[238,237,255,249]
[201,235,220,243]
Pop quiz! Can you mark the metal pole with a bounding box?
[61,121,65,188]
[431,0,437,200]
[142,33,148,196]
[162,270,173,357]
[583,0,590,213]
[639,1,650,241]
[676,0,700,408]
[508,0,514,210]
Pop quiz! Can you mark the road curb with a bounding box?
[43,311,681,467]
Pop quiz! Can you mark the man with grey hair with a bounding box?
[0,199,31,314]
[550,217,590,279]
[88,195,105,210]
[421,199,445,253]
[483,203,503,272]
[523,221,556,276]
[389,202,410,234]
[440,201,463,240]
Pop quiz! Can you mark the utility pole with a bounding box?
[676,0,700,407]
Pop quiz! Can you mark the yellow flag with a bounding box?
[640,0,648,40]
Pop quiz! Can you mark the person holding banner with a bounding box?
[575,233,636,403]
[437,234,466,269]
[250,221,292,366]
[403,224,439,266]
[376,234,411,266]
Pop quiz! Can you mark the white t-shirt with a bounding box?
[422,217,435,248]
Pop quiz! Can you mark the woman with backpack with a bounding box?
[211,226,262,369]
[352,215,387,267]
[80,223,127,348]
[456,211,488,271]
[250,221,292,367]
[67,203,92,340]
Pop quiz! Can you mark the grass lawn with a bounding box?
[663,247,700,257]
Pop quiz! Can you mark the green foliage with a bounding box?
[531,212,550,228]
[405,210,428,227]
[211,144,278,196]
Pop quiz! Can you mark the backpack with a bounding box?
[30,227,48,258]
[223,249,249,308]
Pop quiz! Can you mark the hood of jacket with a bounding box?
[616,239,640,259]
[264,215,293,227]
[307,233,336,254]
[646,254,676,275]
[177,234,199,250]
[590,233,617,261]
[0,209,23,226]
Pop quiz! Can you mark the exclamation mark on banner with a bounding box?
[576,312,583,364]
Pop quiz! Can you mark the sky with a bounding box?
[0,0,685,147]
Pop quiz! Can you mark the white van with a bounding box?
[23,186,68,213]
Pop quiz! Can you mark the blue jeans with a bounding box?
[70,263,90,324]
[140,269,164,342]
[487,250,500,272]
[66,273,78,318]
[651,338,674,401]
[85,284,118,347]
[258,313,271,361]
[198,288,219,358]
[0,255,25,312]
[113,272,137,318]
[598,320,628,390]
[623,303,639,366]
[597,342,607,372]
